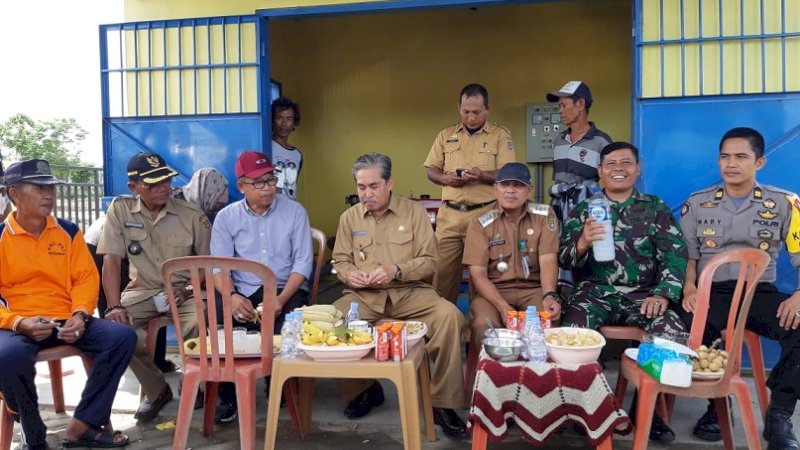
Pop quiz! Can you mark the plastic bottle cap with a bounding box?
[350,302,359,309]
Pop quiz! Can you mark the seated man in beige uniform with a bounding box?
[464,162,561,342]
[333,153,467,439]
[97,152,212,421]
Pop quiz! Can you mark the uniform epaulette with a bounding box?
[527,203,550,216]
[493,123,511,134]
[761,184,798,197]
[172,197,203,212]
[108,195,136,208]
[478,210,499,228]
[688,185,723,198]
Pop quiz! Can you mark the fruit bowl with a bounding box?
[544,327,606,364]
[297,342,373,362]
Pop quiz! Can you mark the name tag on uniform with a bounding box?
[527,203,549,216]
[489,239,506,247]
[124,221,144,228]
[352,230,368,237]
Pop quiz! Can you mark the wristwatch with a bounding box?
[72,311,92,325]
[394,265,403,281]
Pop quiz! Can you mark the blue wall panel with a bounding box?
[636,94,800,368]
[104,115,263,201]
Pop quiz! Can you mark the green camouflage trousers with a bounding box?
[560,281,687,335]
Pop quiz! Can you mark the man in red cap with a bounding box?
[210,150,313,423]
[98,151,212,422]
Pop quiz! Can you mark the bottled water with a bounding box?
[587,187,615,262]
[522,305,547,362]
[280,311,300,359]
[345,302,360,328]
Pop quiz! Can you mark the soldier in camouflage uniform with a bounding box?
[559,142,688,336]
[559,141,688,443]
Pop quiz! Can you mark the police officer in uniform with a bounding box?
[463,162,561,343]
[680,127,800,449]
[424,83,516,303]
[97,152,212,422]
[334,153,467,438]
[560,142,687,443]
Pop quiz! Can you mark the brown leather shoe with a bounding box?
[134,385,173,421]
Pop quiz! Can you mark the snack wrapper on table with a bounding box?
[636,337,696,387]
[374,322,407,362]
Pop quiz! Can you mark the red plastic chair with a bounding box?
[308,227,326,306]
[161,256,300,450]
[616,248,770,450]
[743,331,769,420]
[0,346,93,450]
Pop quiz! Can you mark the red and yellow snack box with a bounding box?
[375,323,392,362]
[506,310,519,331]
[390,322,407,362]
[539,311,552,329]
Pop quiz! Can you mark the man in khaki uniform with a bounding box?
[98,152,211,421]
[333,153,468,439]
[463,163,561,342]
[424,83,516,303]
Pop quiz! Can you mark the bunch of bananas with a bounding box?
[296,304,344,329]
[301,321,373,346]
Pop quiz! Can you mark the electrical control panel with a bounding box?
[525,102,562,163]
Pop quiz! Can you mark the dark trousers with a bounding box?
[0,319,136,447]
[678,281,800,402]
[217,287,308,405]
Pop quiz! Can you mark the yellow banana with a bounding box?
[299,304,338,315]
[301,311,337,323]
[352,331,373,345]
[303,321,322,334]
[310,320,334,332]
[301,333,314,345]
[326,334,340,346]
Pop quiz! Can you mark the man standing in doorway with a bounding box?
[271,97,303,200]
[680,127,800,450]
[424,83,516,303]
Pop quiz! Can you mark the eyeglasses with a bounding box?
[139,179,172,191]
[241,177,278,189]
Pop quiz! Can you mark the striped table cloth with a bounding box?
[468,352,632,446]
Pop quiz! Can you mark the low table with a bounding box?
[468,351,631,449]
[264,341,435,450]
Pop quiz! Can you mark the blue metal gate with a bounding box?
[99,15,270,199]
[633,0,800,367]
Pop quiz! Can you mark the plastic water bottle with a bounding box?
[587,187,615,262]
[345,302,360,328]
[280,312,300,359]
[522,306,548,362]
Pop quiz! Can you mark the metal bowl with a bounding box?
[482,337,524,362]
[484,328,522,341]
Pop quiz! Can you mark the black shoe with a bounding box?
[433,408,467,439]
[344,382,385,419]
[764,404,800,450]
[156,359,178,373]
[693,405,722,441]
[214,402,238,424]
[649,414,676,443]
[134,385,173,421]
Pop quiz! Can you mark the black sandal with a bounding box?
[61,426,129,448]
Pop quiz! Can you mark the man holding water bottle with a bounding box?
[558,141,688,442]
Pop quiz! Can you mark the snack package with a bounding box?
[506,311,519,331]
[375,323,392,362]
[636,337,696,387]
[390,322,407,361]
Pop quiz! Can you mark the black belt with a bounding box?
[444,200,496,212]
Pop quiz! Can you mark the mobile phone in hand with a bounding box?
[456,168,464,178]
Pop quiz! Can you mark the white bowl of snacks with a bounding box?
[544,327,606,364]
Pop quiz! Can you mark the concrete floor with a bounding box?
[13,278,798,449]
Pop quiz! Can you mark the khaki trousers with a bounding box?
[432,203,495,303]
[335,287,466,409]
[470,284,543,344]
[127,297,199,398]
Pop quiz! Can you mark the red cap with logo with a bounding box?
[235,151,276,179]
